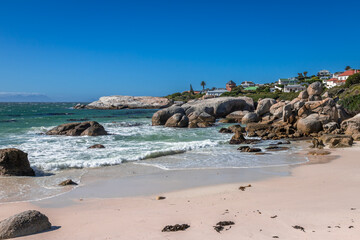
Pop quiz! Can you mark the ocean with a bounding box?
[0,102,308,202]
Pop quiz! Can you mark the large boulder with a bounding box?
[256,98,277,116]
[296,114,323,134]
[319,134,353,148]
[0,210,51,239]
[270,101,286,119]
[152,106,185,126]
[341,113,360,136]
[188,111,215,128]
[86,95,172,109]
[224,110,250,123]
[181,97,254,118]
[165,113,189,128]
[298,90,309,100]
[46,121,107,136]
[0,149,35,176]
[241,112,259,124]
[307,81,322,96]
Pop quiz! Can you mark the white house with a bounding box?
[317,70,331,80]
[284,85,306,93]
[206,89,228,97]
[325,69,359,88]
[240,81,255,88]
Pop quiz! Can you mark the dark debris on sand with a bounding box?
[292,225,305,232]
[239,184,252,191]
[214,221,235,233]
[162,224,190,232]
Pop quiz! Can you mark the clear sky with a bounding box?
[0,0,359,101]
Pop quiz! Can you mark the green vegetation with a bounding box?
[328,84,360,114]
[345,73,360,88]
[221,86,298,101]
[165,91,204,102]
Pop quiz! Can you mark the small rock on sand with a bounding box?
[59,179,78,186]
[156,196,166,200]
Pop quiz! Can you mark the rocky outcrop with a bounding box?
[0,149,35,176]
[85,95,172,109]
[0,210,51,239]
[46,121,108,136]
[296,114,323,134]
[165,113,189,127]
[255,98,276,116]
[319,134,353,148]
[73,103,86,109]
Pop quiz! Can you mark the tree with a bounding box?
[298,73,304,81]
[345,66,352,70]
[303,71,308,78]
[345,73,360,88]
[190,84,194,94]
[200,81,206,90]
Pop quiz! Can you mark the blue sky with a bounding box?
[0,0,359,101]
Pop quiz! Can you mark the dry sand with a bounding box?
[1,144,360,239]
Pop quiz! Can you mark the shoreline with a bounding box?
[1,143,359,239]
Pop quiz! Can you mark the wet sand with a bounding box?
[1,143,360,239]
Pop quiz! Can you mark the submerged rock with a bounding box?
[88,144,105,149]
[46,121,108,136]
[0,148,35,176]
[0,210,51,239]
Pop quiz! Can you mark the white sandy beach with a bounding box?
[1,144,360,240]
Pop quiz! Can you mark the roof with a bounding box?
[339,69,358,76]
[207,89,228,93]
[227,80,236,85]
[284,85,305,89]
[244,86,258,91]
[241,81,254,84]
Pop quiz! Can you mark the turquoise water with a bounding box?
[0,102,307,173]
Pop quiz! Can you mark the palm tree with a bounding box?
[200,81,206,90]
[303,71,308,78]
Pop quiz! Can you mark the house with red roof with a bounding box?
[325,69,359,88]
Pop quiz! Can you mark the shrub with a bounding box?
[339,95,360,114]
[345,73,360,88]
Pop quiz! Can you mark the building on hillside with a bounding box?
[325,69,360,88]
[317,70,332,80]
[337,69,359,81]
[240,81,255,88]
[283,85,306,93]
[206,89,228,97]
[277,78,298,85]
[226,80,236,91]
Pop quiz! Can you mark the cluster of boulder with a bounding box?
[152,82,360,148]
[152,97,254,128]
